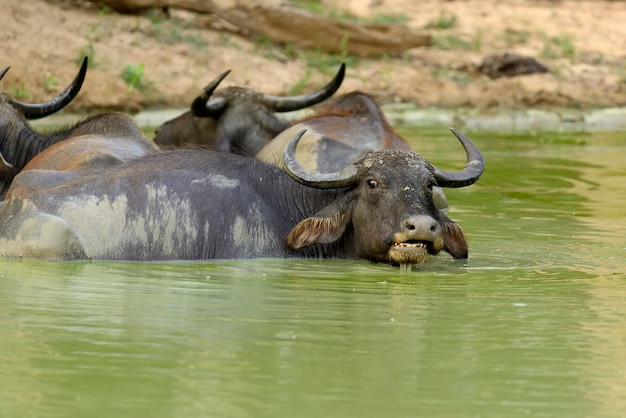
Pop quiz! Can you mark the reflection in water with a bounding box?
[1,129,626,417]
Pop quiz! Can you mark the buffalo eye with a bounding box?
[427,179,436,190]
[367,179,378,189]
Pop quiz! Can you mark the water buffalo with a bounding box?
[257,91,413,170]
[20,113,160,173]
[0,57,160,197]
[256,91,448,210]
[0,58,88,196]
[153,64,345,156]
[0,128,484,265]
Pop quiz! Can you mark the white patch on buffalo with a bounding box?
[133,184,199,258]
[232,203,275,257]
[56,184,200,259]
[56,193,130,258]
[192,174,239,189]
[0,198,85,259]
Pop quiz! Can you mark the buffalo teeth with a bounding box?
[394,242,426,248]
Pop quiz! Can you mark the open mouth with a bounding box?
[393,240,430,249]
[389,240,432,264]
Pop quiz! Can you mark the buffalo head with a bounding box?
[283,128,484,266]
[153,64,345,156]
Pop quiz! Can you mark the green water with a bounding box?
[1,127,625,417]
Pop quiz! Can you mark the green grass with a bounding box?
[121,63,150,92]
[293,0,408,24]
[96,3,116,16]
[252,32,358,76]
[292,0,324,14]
[77,44,97,68]
[8,82,29,99]
[431,35,473,50]
[300,46,359,75]
[144,22,206,48]
[289,68,313,95]
[541,35,576,59]
[432,67,472,86]
[219,34,240,49]
[504,29,530,45]
[43,73,59,93]
[425,12,458,30]
[367,13,409,24]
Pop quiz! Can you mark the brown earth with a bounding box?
[2,0,626,116]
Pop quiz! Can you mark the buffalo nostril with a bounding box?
[402,215,440,235]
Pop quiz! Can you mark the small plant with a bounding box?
[301,47,358,76]
[425,11,458,30]
[369,13,409,24]
[328,9,361,22]
[219,34,239,49]
[292,0,324,14]
[431,35,472,50]
[541,35,576,59]
[143,20,206,48]
[591,54,605,65]
[431,67,471,86]
[472,31,483,52]
[121,63,148,92]
[504,29,530,45]
[282,42,298,59]
[253,35,275,52]
[541,45,558,59]
[9,82,29,99]
[146,7,168,24]
[97,3,115,16]
[78,44,97,68]
[43,73,59,93]
[553,36,576,59]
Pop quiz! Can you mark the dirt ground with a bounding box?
[3,0,626,116]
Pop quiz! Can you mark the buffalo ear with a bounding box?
[442,219,468,259]
[286,198,353,250]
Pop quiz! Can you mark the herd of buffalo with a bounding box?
[0,57,484,267]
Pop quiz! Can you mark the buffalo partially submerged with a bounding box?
[0,57,159,197]
[153,64,345,156]
[257,91,413,170]
[257,91,448,210]
[0,128,484,266]
[0,58,88,196]
[21,113,159,173]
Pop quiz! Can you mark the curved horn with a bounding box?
[191,69,230,117]
[433,128,485,188]
[10,57,88,120]
[283,129,358,189]
[262,63,346,112]
[0,66,10,81]
[0,152,14,175]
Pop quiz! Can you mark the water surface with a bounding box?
[1,127,625,417]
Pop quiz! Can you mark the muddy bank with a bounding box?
[3,0,626,117]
